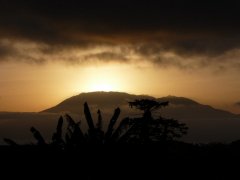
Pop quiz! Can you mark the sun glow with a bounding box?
[78,65,127,93]
[89,83,114,92]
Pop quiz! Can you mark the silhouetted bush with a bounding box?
[4,99,188,148]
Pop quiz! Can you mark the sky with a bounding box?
[1,1,240,113]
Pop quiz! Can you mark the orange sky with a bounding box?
[1,2,240,114]
[1,60,240,114]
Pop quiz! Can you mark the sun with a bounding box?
[77,65,125,92]
[90,83,114,92]
[72,65,134,93]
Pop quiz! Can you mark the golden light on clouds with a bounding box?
[1,49,240,113]
[0,39,240,112]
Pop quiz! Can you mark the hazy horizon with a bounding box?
[0,90,239,115]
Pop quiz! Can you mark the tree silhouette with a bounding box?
[118,99,188,144]
[4,99,188,147]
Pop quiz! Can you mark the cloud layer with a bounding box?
[1,1,240,69]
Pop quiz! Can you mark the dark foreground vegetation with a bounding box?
[3,99,188,146]
[1,99,240,179]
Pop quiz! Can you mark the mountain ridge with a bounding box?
[42,91,232,116]
[41,91,240,143]
[1,91,240,144]
[42,91,155,114]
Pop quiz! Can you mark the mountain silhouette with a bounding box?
[42,91,240,143]
[42,91,152,114]
[1,91,240,144]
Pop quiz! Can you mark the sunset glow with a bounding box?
[88,83,114,92]
[3,1,240,149]
[0,1,240,115]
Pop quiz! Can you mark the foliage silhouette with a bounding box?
[4,99,188,147]
[3,138,18,146]
[119,99,188,143]
[30,127,46,146]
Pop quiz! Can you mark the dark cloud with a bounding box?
[0,1,240,68]
[85,52,129,63]
[0,44,12,58]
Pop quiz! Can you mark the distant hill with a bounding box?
[42,91,153,114]
[1,91,240,144]
[42,91,240,143]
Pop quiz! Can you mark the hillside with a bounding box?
[43,91,240,143]
[1,91,240,144]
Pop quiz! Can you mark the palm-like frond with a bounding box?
[3,99,188,147]
[96,109,102,131]
[105,108,120,142]
[30,127,46,145]
[3,138,18,146]
[52,116,64,146]
[84,102,95,130]
[65,114,85,146]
